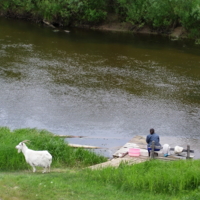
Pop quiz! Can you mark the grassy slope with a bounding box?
[0,170,189,200]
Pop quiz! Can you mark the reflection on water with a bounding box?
[0,17,200,158]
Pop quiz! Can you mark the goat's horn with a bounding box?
[21,140,31,143]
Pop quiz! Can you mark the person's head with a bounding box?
[150,128,155,134]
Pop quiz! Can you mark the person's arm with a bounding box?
[146,135,150,144]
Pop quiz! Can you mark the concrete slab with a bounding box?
[89,156,149,170]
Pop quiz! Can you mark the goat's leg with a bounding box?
[48,165,51,173]
[32,166,36,173]
[42,167,47,173]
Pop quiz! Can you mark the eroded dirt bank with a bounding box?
[0,11,188,39]
[93,22,187,39]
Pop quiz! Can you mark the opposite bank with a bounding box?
[1,0,200,39]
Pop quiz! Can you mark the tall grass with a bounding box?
[0,127,107,171]
[88,159,200,194]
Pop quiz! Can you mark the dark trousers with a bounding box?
[147,147,160,157]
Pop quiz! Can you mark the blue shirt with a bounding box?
[146,133,161,147]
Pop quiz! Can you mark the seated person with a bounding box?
[146,128,162,156]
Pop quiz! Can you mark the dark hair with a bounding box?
[150,128,155,134]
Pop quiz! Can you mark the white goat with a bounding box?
[15,140,52,173]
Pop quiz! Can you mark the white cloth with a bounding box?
[163,144,171,155]
[174,146,184,154]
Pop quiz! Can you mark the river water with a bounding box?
[0,17,200,158]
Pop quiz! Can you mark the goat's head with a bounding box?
[15,140,30,153]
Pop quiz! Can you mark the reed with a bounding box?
[0,127,107,171]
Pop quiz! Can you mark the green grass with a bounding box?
[0,127,107,171]
[0,171,142,200]
[89,159,200,195]
[0,170,200,200]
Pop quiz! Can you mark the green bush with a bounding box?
[0,0,108,25]
[174,0,200,37]
[115,0,200,36]
[81,0,107,23]
[115,0,178,29]
[145,0,177,28]
[115,0,147,25]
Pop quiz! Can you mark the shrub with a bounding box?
[115,0,200,36]
[0,0,108,25]
[115,0,148,25]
